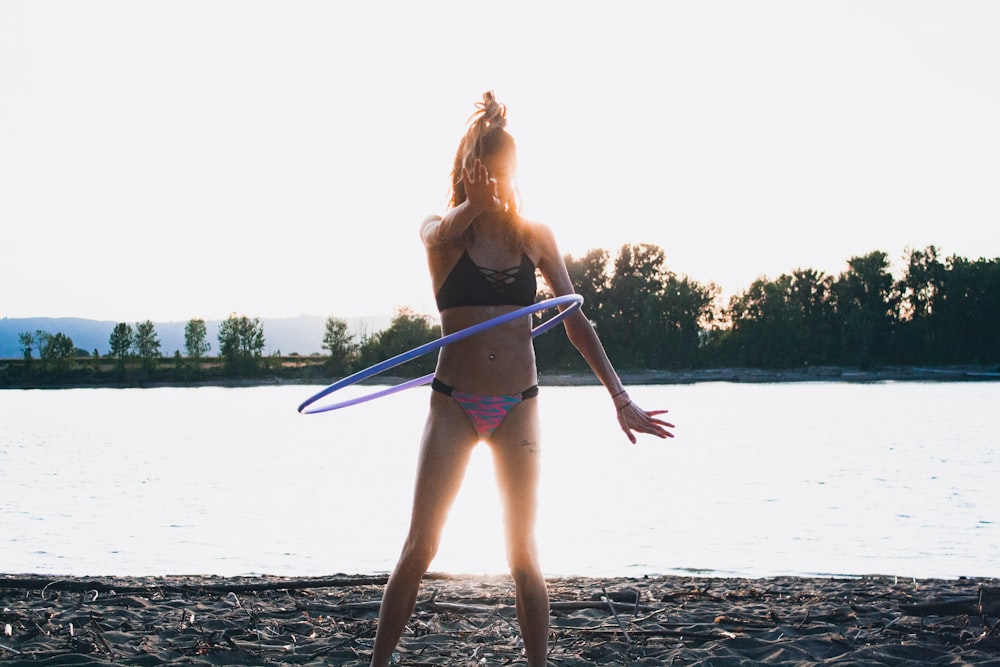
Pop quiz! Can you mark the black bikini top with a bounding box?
[435,251,537,311]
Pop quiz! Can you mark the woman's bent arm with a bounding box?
[421,160,498,247]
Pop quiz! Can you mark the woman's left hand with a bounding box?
[461,158,501,214]
[615,398,674,444]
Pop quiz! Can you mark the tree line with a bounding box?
[4,309,442,387]
[8,315,273,385]
[4,243,998,387]
[535,243,999,371]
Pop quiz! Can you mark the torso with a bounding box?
[427,221,542,394]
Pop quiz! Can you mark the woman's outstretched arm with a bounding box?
[534,223,675,443]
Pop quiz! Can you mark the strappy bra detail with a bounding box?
[435,251,537,311]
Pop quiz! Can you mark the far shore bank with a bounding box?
[4,364,999,391]
[562,364,1000,386]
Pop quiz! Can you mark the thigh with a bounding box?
[488,397,543,542]
[407,392,480,539]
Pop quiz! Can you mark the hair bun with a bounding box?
[474,90,506,129]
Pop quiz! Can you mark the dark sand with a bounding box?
[2,573,998,665]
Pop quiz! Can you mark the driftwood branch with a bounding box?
[601,585,632,644]
[565,627,733,641]
[0,642,23,656]
[551,600,659,613]
[899,588,999,617]
[0,576,388,595]
[899,599,979,616]
[296,597,659,618]
[296,597,496,616]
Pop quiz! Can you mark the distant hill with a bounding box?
[0,315,392,359]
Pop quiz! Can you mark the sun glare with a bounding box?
[435,444,508,574]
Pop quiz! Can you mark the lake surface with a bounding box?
[1,382,997,579]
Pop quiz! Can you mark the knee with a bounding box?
[506,543,541,583]
[399,534,439,572]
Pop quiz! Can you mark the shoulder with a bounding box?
[521,219,560,265]
[524,219,574,294]
[521,218,556,252]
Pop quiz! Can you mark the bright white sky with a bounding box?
[2,1,998,323]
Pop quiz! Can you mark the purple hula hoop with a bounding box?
[297,294,583,414]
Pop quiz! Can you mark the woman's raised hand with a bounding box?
[461,159,501,213]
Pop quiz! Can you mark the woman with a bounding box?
[369,91,674,667]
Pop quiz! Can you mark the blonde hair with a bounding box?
[449,91,525,247]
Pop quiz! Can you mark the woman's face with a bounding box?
[480,150,516,202]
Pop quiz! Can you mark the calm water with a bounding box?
[1,382,997,579]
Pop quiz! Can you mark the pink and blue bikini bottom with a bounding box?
[431,377,539,440]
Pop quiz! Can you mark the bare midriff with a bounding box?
[436,305,537,394]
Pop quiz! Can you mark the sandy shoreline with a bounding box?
[2,573,998,665]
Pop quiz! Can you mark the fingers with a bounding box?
[635,423,674,439]
[463,159,490,184]
[461,160,500,213]
[617,403,676,441]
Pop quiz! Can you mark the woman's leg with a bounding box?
[369,393,478,667]
[489,397,549,667]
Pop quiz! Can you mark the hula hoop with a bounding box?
[297,293,583,414]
